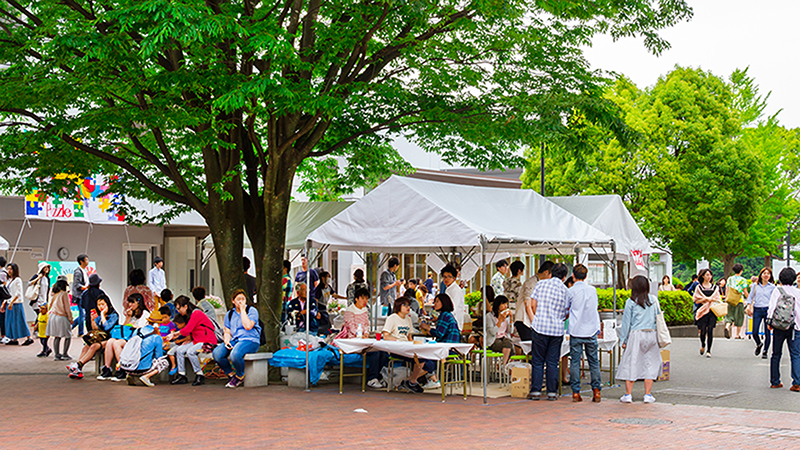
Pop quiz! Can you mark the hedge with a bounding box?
[596,288,694,326]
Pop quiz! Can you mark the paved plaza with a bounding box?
[3,336,800,449]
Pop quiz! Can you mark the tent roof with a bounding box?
[284,201,354,250]
[0,234,8,251]
[307,176,614,253]
[547,195,653,256]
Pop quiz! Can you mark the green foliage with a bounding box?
[596,289,630,310]
[523,67,799,268]
[657,290,694,326]
[465,291,483,308]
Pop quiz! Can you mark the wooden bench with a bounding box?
[243,352,273,387]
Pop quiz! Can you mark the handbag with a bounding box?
[655,301,671,348]
[726,287,742,306]
[710,301,728,318]
[0,284,10,302]
[82,329,110,345]
[25,279,40,302]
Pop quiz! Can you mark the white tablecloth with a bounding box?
[335,338,473,360]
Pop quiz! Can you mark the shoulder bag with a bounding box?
[655,298,671,348]
[726,284,742,306]
[710,301,728,318]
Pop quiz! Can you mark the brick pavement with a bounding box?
[3,341,800,449]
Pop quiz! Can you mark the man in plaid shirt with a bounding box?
[528,262,570,400]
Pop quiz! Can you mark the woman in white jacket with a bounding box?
[3,263,33,345]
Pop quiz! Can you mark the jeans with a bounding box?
[72,307,85,335]
[213,339,260,378]
[531,329,563,394]
[770,328,800,387]
[752,307,771,354]
[569,335,601,394]
[175,342,204,375]
[366,351,389,382]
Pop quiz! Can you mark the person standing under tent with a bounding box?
[281,260,293,324]
[441,264,466,332]
[71,254,90,335]
[517,261,554,344]
[748,268,775,359]
[503,260,524,316]
[566,264,602,403]
[346,269,369,305]
[243,257,257,303]
[148,257,167,304]
[527,262,569,401]
[315,270,345,335]
[491,260,508,296]
[726,264,749,340]
[379,257,402,315]
[424,272,435,297]
[296,256,319,301]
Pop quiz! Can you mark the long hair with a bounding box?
[757,267,774,285]
[174,295,196,315]
[95,294,117,316]
[492,295,509,317]
[630,276,651,308]
[353,269,364,283]
[697,268,713,286]
[128,293,149,319]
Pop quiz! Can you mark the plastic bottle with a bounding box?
[356,323,363,339]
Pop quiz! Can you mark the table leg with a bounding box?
[463,356,468,400]
[441,359,446,403]
[339,348,344,394]
[361,351,366,392]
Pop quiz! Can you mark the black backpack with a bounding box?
[227,306,266,346]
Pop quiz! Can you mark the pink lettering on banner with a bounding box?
[44,201,73,219]
[631,250,645,270]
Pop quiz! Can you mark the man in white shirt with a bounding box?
[565,264,602,403]
[767,267,800,390]
[441,264,465,332]
[149,257,167,297]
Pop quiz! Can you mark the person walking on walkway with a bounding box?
[0,256,9,343]
[46,277,73,361]
[693,269,720,358]
[749,268,775,359]
[767,267,800,391]
[566,264,602,403]
[527,262,570,401]
[3,263,33,346]
[617,275,662,404]
[726,264,749,340]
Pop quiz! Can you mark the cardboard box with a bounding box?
[510,366,531,398]
[658,349,670,381]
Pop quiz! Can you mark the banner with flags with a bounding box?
[25,175,125,224]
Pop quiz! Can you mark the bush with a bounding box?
[596,288,694,326]
[657,290,694,326]
[464,291,482,308]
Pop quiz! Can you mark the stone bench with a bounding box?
[243,352,273,387]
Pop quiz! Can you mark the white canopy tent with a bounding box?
[305,176,619,403]
[0,234,8,251]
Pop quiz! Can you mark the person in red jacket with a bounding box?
[167,295,217,386]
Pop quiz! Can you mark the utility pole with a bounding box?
[787,221,792,268]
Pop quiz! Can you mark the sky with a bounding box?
[397,0,800,170]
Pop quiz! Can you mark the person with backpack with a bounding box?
[119,324,166,387]
[213,289,261,389]
[767,267,800,391]
[167,295,217,386]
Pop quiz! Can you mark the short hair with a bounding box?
[243,257,251,271]
[550,263,568,279]
[173,314,188,325]
[77,254,88,264]
[509,260,525,276]
[160,289,173,303]
[283,260,291,271]
[691,274,698,280]
[778,267,796,285]
[354,287,369,300]
[441,264,457,278]
[435,293,454,312]
[732,263,744,274]
[393,297,411,314]
[230,288,247,303]
[319,270,329,279]
[159,306,172,316]
[388,257,400,269]
[573,264,588,281]
[128,268,146,286]
[0,256,5,267]
[353,269,364,283]
[191,286,206,301]
[564,276,575,287]
[757,268,775,285]
[403,288,416,298]
[538,260,555,275]
[495,259,508,270]
[492,295,509,317]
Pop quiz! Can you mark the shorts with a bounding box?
[489,336,513,352]
[726,302,745,327]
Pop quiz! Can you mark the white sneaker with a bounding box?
[0,337,10,344]
[619,394,633,403]
[422,380,441,389]
[643,394,656,404]
[367,378,386,389]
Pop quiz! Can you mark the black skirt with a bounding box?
[695,310,717,329]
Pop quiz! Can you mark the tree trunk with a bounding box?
[764,255,771,271]
[722,254,736,279]
[205,180,247,309]
[252,157,298,353]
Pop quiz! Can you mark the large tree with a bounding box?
[524,67,800,276]
[0,0,691,351]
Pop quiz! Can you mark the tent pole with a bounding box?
[9,218,28,263]
[481,236,488,405]
[305,240,310,392]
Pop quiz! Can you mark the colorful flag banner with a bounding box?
[25,175,125,224]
